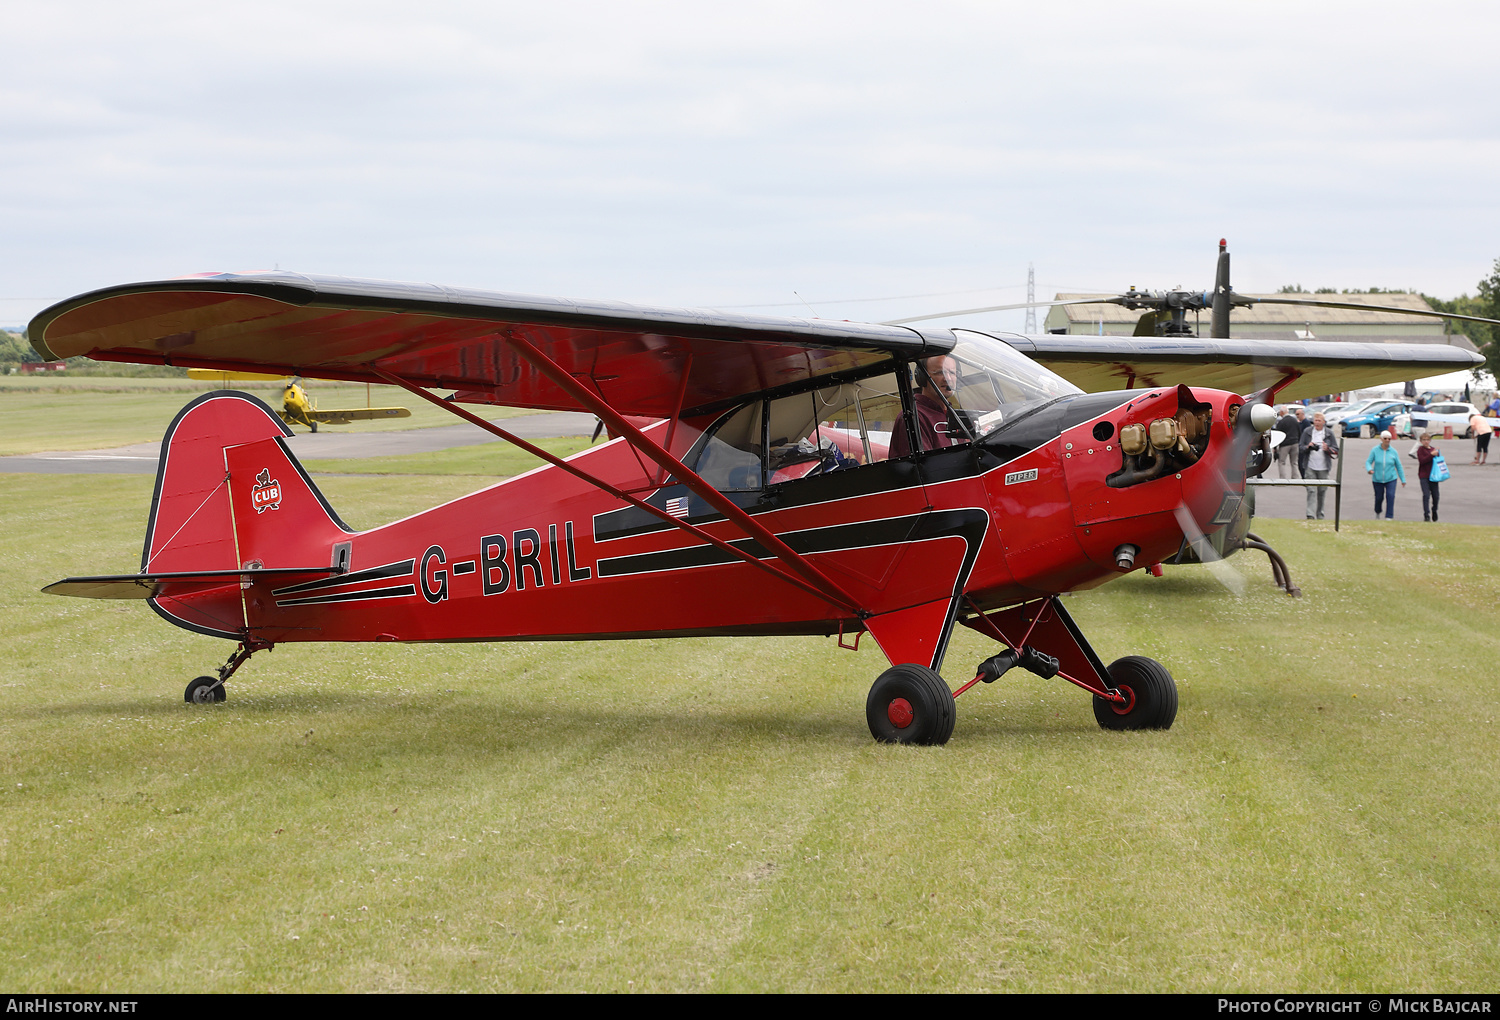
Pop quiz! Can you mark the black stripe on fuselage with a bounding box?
[274,584,418,607]
[271,559,416,596]
[596,508,989,585]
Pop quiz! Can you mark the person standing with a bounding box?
[1298,412,1338,520]
[1275,406,1302,479]
[1470,411,1492,466]
[1365,430,1406,519]
[1415,431,1442,521]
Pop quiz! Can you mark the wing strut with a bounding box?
[369,367,867,617]
[1251,369,1303,404]
[497,328,868,617]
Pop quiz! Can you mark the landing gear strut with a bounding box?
[1232,530,1301,597]
[184,639,272,704]
[864,595,1179,743]
[954,595,1177,733]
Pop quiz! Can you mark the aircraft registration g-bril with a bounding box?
[26,270,1483,744]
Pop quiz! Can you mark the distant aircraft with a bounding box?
[28,267,1482,744]
[187,369,410,432]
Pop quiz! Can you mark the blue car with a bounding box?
[1341,400,1420,439]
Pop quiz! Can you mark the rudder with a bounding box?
[144,390,351,638]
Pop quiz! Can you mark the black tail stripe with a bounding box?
[275,584,418,607]
[272,559,416,596]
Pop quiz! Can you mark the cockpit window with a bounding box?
[684,373,910,491]
[947,329,1081,435]
[680,333,1078,492]
[689,401,764,491]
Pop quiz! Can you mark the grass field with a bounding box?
[2,466,1498,992]
[0,380,537,456]
[300,437,596,479]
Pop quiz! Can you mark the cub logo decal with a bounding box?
[251,468,282,514]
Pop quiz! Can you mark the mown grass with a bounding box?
[1,472,1498,992]
[301,437,596,478]
[0,383,537,456]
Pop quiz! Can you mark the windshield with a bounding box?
[943,330,1081,437]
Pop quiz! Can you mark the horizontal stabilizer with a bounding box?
[306,407,411,424]
[186,368,288,382]
[44,567,343,600]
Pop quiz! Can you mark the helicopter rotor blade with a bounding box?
[882,295,1125,326]
[1240,296,1500,328]
[1210,238,1233,339]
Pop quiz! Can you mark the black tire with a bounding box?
[866,664,955,745]
[1093,656,1176,731]
[185,676,226,704]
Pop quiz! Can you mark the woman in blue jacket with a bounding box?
[1365,430,1407,519]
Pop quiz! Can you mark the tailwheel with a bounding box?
[866,664,955,745]
[1093,655,1176,731]
[185,676,227,704]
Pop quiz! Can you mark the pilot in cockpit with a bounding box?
[889,355,965,458]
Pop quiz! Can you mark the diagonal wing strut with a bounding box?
[369,365,867,618]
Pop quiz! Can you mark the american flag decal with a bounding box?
[664,497,689,518]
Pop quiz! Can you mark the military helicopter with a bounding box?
[889,240,1500,340]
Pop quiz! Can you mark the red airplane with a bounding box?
[28,271,1481,744]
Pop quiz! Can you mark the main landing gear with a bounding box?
[864,595,1177,744]
[184,639,271,704]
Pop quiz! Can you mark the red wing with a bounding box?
[29,273,936,417]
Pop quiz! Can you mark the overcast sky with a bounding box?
[5,0,1499,333]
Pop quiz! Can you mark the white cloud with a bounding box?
[3,0,1498,331]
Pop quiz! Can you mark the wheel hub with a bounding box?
[1109,684,1137,716]
[887,698,914,728]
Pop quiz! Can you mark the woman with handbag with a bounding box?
[1415,431,1448,522]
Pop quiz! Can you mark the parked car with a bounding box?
[1341,400,1421,439]
[1304,402,1353,421]
[1408,402,1483,438]
[1325,399,1382,430]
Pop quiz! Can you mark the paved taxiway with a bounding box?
[0,411,599,475]
[1250,435,1496,527]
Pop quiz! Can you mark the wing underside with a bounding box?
[28,273,937,417]
[1002,335,1482,402]
[27,273,1482,413]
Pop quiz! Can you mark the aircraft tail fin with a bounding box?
[138,391,352,637]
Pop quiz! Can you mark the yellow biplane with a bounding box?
[187,370,411,432]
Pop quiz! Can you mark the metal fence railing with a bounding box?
[1244,445,1347,531]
